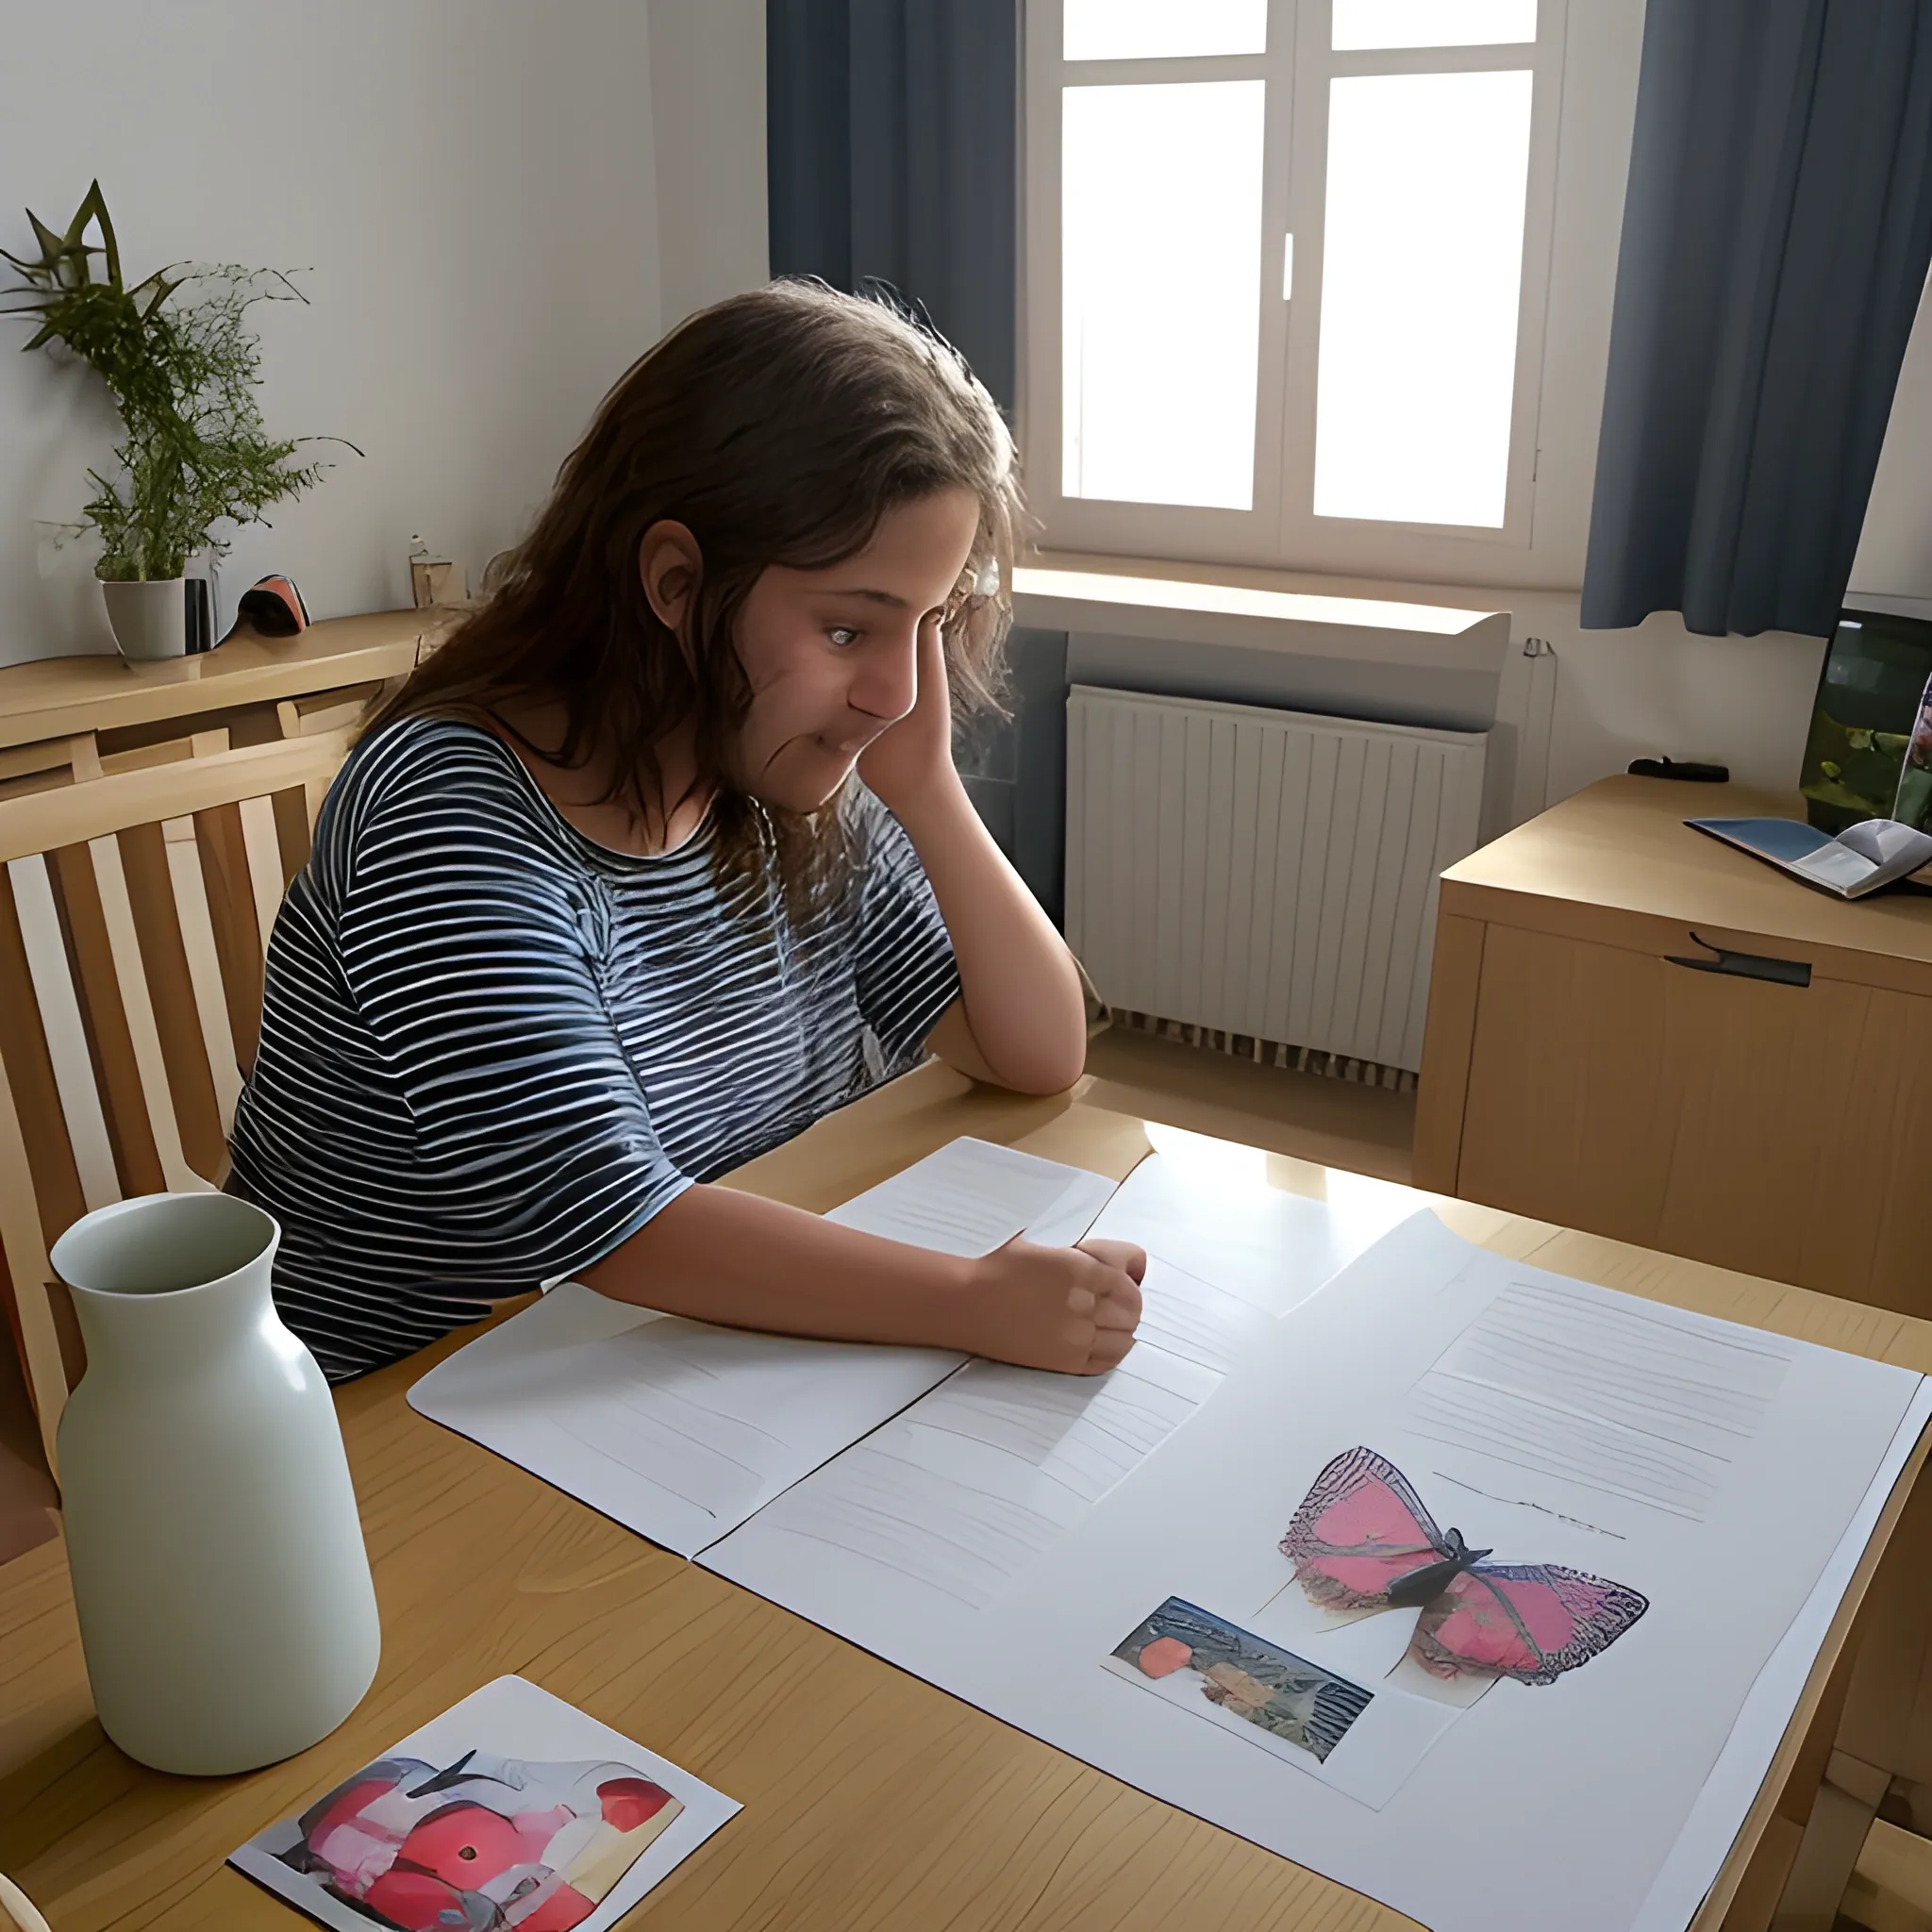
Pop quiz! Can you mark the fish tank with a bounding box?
[1799,607,1932,834]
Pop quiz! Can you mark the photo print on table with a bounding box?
[1104,1596,1374,1765]
[1274,1446,1649,1702]
[229,1675,739,1932]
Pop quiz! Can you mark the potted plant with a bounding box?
[3,181,350,660]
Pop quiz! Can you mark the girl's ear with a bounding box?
[639,521,703,636]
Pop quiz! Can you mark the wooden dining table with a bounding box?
[3,1062,1927,1931]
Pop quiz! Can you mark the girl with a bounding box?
[228,283,1145,1383]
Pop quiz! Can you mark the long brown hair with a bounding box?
[371,280,1023,911]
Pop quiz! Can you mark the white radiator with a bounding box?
[1065,687,1487,1074]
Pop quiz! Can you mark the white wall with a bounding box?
[648,0,770,330]
[619,0,1932,820]
[0,0,663,664]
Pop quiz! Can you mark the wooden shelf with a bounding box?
[0,610,439,751]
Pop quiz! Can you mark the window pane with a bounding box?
[1332,0,1536,49]
[1064,0,1267,60]
[1312,70,1533,527]
[1062,81,1266,510]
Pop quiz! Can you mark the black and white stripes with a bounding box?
[227,718,960,1380]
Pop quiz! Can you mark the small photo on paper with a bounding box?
[1105,1595,1373,1764]
[229,1675,738,1932]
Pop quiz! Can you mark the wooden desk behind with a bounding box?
[3,1064,1926,1930]
[1415,774,1932,1318]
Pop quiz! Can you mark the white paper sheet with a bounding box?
[1086,1150,1419,1315]
[1405,1276,1794,1522]
[1134,1254,1278,1373]
[824,1136,1113,1256]
[715,1342,1221,1610]
[408,1284,966,1557]
[701,1210,1926,1932]
[1631,1380,1932,1932]
[410,1139,1119,1556]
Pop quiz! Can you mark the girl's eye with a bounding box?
[828,626,862,648]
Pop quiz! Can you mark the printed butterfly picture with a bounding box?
[1280,1447,1649,1687]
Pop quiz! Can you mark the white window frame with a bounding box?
[1020,0,1568,581]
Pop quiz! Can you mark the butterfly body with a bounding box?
[1281,1448,1648,1687]
[1383,1528,1492,1609]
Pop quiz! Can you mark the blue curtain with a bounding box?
[765,0,1018,410]
[1581,1,1932,640]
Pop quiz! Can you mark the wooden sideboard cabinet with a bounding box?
[1415,775,1932,1317]
[0,608,438,796]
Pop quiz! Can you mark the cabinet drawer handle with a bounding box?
[1665,931,1811,988]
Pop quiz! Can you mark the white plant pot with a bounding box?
[99,576,187,661]
[50,1192,381,1774]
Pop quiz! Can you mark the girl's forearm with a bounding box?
[892,773,1087,1093]
[580,1180,976,1344]
[579,1178,1149,1376]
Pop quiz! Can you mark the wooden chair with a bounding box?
[0,729,353,1482]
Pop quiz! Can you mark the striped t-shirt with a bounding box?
[226,716,961,1379]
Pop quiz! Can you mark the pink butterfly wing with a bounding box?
[1280,1447,1446,1609]
[1411,1564,1649,1685]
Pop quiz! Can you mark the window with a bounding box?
[1023,0,1566,575]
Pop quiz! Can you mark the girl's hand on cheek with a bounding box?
[857,619,960,814]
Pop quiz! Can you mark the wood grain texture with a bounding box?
[0,737,355,1419]
[163,818,243,1140]
[1448,921,1932,1320]
[46,844,161,1203]
[1410,910,1484,1192]
[0,874,87,1256]
[191,805,264,1079]
[114,824,225,1183]
[0,614,428,753]
[0,734,348,869]
[0,1070,1921,1930]
[1438,774,1932,979]
[267,786,311,891]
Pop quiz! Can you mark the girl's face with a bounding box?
[725,488,982,812]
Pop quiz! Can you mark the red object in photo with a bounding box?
[597,1776,673,1831]
[359,1867,469,1930]
[1137,1637,1193,1678]
[236,575,310,638]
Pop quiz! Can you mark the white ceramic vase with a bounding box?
[50,1192,380,1774]
[99,576,187,660]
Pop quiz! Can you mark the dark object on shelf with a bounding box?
[236,575,310,639]
[184,577,212,655]
[1627,757,1730,782]
[1799,607,1932,833]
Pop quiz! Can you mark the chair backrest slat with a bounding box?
[237,791,286,958]
[49,841,166,1201]
[86,833,208,1197]
[0,1058,70,1476]
[164,816,245,1138]
[0,871,90,1252]
[272,785,314,889]
[8,854,120,1212]
[191,803,267,1079]
[0,729,353,1474]
[117,821,228,1180]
